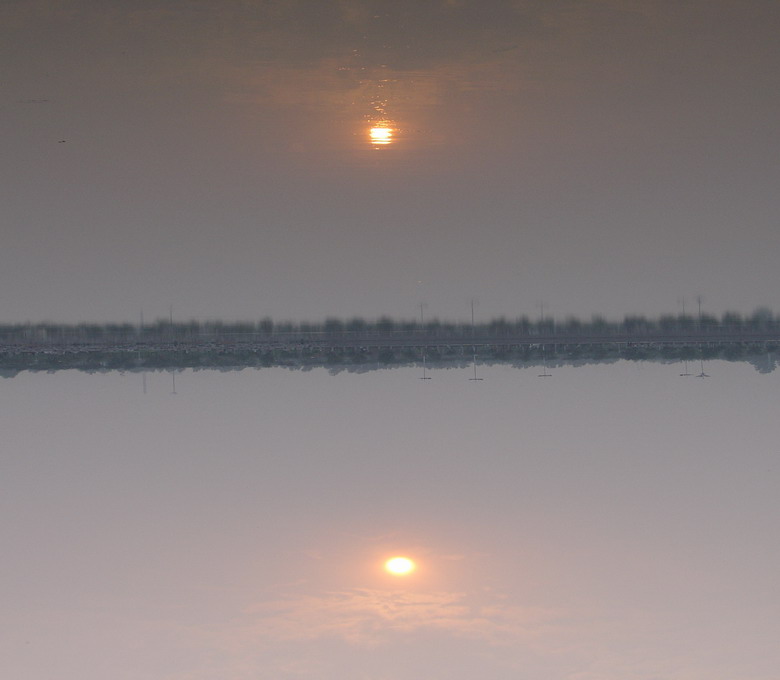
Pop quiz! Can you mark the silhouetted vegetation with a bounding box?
[2,309,780,376]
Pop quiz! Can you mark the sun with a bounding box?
[385,556,416,575]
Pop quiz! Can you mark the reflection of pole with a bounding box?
[171,370,177,394]
[142,372,147,394]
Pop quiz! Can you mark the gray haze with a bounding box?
[3,0,779,323]
[2,363,779,679]
[4,5,780,679]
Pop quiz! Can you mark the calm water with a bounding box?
[2,362,779,680]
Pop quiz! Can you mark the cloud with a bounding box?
[244,587,563,647]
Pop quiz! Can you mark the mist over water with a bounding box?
[3,1,780,321]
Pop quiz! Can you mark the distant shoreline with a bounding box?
[2,317,779,376]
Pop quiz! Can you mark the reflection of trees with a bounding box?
[2,311,780,377]
[4,309,780,343]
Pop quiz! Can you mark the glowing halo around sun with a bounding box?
[384,556,416,575]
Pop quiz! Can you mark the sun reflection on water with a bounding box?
[369,123,395,146]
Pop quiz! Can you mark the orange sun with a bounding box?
[384,556,416,575]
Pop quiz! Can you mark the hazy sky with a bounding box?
[3,0,780,322]
[3,363,779,679]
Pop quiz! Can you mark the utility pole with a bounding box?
[469,300,481,380]
[469,352,483,381]
[420,352,431,380]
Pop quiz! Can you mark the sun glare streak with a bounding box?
[385,556,416,575]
